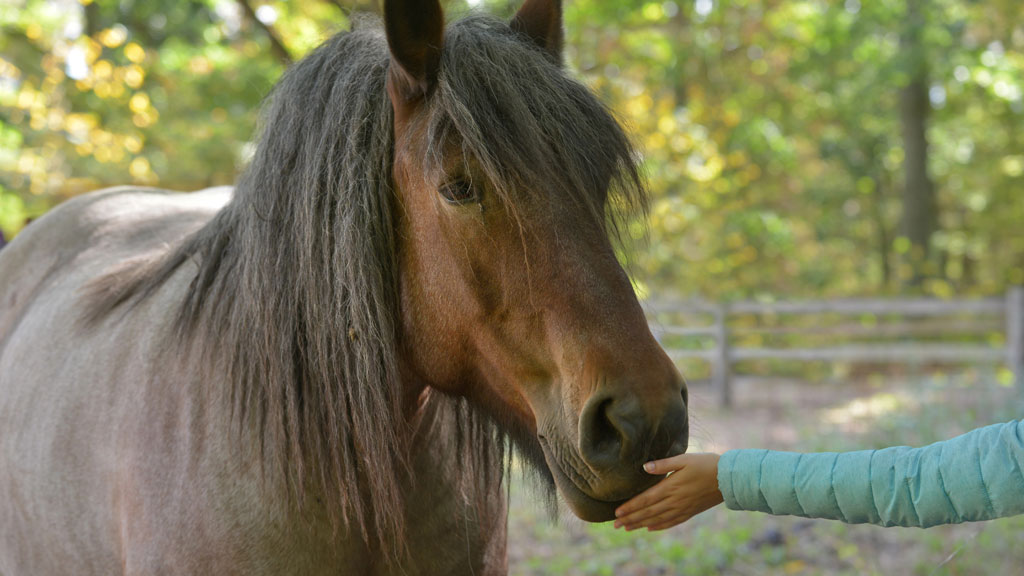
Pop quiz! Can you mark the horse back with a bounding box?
[0,187,235,574]
[0,186,230,343]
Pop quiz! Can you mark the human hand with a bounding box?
[613,452,724,531]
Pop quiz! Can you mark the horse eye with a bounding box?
[438,179,479,205]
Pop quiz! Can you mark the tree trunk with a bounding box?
[870,173,891,288]
[899,0,936,287]
[237,0,293,64]
[84,1,101,37]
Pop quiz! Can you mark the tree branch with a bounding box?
[324,0,347,12]
[236,0,293,65]
[322,0,379,16]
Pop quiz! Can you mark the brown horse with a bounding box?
[0,1,687,573]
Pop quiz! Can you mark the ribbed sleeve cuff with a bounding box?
[718,449,772,513]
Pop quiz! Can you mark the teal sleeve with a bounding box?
[716,420,1024,527]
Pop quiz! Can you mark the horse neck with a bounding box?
[375,388,507,575]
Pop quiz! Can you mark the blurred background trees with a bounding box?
[1,0,1022,299]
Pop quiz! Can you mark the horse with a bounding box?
[0,0,688,573]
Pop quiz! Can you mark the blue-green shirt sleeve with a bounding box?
[717,420,1024,527]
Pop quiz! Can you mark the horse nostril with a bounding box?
[579,394,642,471]
[579,385,689,472]
[658,391,689,457]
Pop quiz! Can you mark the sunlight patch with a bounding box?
[823,391,914,427]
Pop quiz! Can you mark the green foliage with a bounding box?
[567,0,1024,298]
[1,0,1022,298]
[0,184,26,239]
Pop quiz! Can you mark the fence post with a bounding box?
[1008,286,1024,390]
[711,303,732,408]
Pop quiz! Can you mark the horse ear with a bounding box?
[383,0,445,99]
[510,0,563,60]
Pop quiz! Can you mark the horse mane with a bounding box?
[81,14,646,551]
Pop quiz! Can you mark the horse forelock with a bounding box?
[81,12,642,556]
[428,15,649,242]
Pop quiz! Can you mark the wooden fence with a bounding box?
[646,286,1024,408]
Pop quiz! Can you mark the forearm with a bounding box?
[718,420,1024,527]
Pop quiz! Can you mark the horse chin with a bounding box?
[538,438,662,523]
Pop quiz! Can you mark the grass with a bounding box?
[506,370,1024,575]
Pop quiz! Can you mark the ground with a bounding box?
[506,370,1024,575]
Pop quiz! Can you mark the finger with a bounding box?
[615,495,649,518]
[615,501,673,529]
[643,504,700,530]
[628,505,691,530]
[643,454,689,475]
[616,497,686,529]
[647,513,694,531]
[615,504,672,529]
[615,482,675,517]
[647,497,722,531]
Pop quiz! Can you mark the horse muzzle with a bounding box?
[538,371,689,522]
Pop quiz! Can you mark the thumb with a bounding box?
[642,454,688,475]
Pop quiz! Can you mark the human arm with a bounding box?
[718,420,1024,527]
[615,420,1024,530]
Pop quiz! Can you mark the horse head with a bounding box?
[383,0,689,522]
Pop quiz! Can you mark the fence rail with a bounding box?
[647,286,1024,408]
